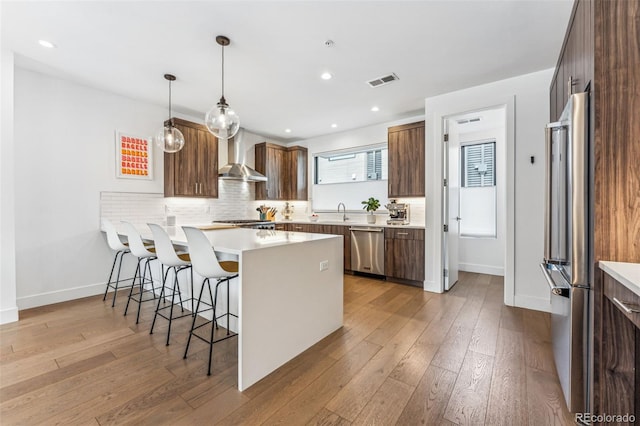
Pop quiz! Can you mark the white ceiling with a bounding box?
[2,1,572,142]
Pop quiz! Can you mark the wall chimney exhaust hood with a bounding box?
[218,129,267,182]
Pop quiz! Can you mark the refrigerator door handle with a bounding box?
[540,263,570,297]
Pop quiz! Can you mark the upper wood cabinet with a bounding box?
[255,142,308,201]
[549,0,594,121]
[164,118,218,198]
[287,146,308,201]
[388,121,425,198]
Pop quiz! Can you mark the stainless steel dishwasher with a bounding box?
[350,227,385,275]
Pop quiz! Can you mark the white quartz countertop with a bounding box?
[599,261,640,297]
[277,220,426,229]
[108,223,340,255]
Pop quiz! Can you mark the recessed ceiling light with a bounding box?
[321,72,333,80]
[371,106,380,112]
[284,128,292,133]
[38,40,57,49]
[331,123,338,128]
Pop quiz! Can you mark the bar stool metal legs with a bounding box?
[123,256,157,324]
[184,274,238,376]
[103,248,132,307]
[150,265,195,346]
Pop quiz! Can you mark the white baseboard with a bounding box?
[459,263,504,276]
[514,294,551,313]
[0,306,19,324]
[423,280,443,293]
[17,282,105,310]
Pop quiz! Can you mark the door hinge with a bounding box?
[444,133,449,142]
[443,269,448,277]
[444,178,447,187]
[444,224,448,232]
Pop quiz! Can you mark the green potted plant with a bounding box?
[362,197,380,224]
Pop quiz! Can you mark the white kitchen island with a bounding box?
[117,225,344,391]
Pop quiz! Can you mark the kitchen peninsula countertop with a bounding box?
[599,261,640,297]
[123,224,338,255]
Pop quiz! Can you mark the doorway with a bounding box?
[443,106,507,291]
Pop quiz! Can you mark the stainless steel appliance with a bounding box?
[350,227,384,275]
[212,219,275,230]
[385,200,410,225]
[540,91,590,414]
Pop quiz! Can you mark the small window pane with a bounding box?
[461,141,495,188]
[315,146,387,185]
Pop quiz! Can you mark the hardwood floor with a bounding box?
[0,272,574,425]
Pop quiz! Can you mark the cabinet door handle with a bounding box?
[397,232,409,236]
[613,297,640,314]
[199,183,202,194]
[295,226,303,230]
[195,183,198,194]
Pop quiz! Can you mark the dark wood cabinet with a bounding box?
[388,121,425,198]
[597,269,640,419]
[550,0,594,121]
[287,147,308,201]
[164,118,218,198]
[384,228,425,286]
[283,223,350,271]
[255,143,307,201]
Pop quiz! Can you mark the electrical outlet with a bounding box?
[320,260,329,271]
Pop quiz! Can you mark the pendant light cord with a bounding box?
[168,79,172,120]
[221,43,225,99]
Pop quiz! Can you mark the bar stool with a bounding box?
[101,218,134,307]
[181,226,239,376]
[121,221,158,324]
[147,223,194,346]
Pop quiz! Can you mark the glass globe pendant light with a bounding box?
[204,35,240,140]
[156,74,185,153]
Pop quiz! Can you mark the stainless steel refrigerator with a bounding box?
[540,91,590,414]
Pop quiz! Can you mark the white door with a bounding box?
[444,119,460,290]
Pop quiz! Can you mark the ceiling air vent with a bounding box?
[456,117,481,125]
[367,73,399,88]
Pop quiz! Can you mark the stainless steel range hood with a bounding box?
[218,129,267,182]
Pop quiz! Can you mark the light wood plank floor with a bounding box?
[0,272,574,425]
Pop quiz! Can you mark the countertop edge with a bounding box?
[599,261,640,297]
[275,220,426,229]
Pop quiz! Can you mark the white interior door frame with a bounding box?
[424,95,515,305]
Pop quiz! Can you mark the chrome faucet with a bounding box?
[337,202,347,222]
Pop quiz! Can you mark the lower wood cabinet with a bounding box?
[596,270,640,418]
[279,223,426,283]
[384,228,425,286]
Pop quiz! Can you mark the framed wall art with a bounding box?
[115,131,153,180]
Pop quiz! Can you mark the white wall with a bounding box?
[0,47,19,324]
[458,125,505,276]
[12,68,174,309]
[425,69,552,312]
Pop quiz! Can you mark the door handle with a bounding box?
[539,263,569,297]
[455,216,462,221]
[612,297,640,314]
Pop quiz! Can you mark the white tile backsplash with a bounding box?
[100,190,424,226]
[100,185,311,225]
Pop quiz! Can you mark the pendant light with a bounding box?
[204,35,240,140]
[155,74,185,153]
